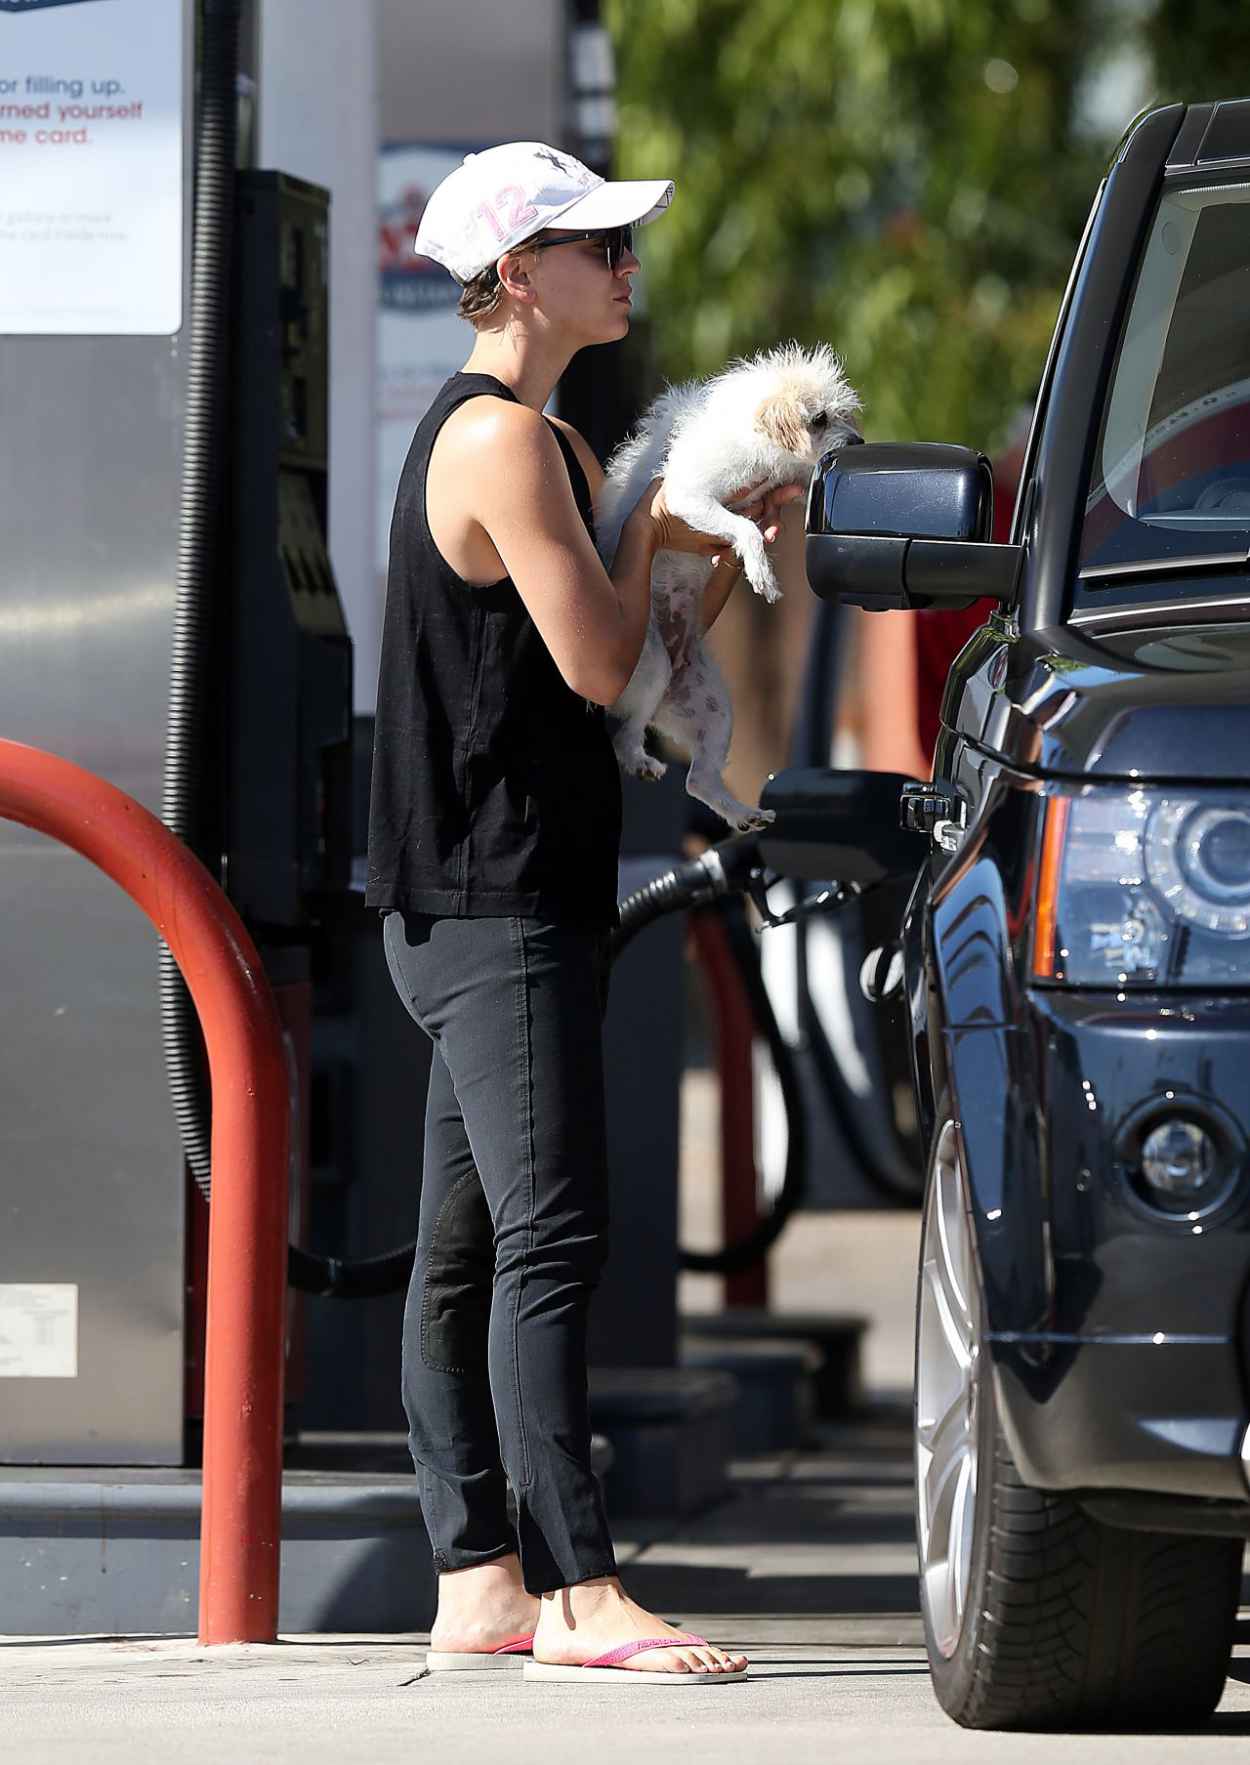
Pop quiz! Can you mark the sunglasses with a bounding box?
[527,224,635,273]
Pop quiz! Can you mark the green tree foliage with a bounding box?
[1140,0,1248,108]
[605,0,1120,449]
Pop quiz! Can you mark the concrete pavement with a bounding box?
[5,1411,1250,1762]
[4,1124,1248,1758]
[7,1631,1250,1765]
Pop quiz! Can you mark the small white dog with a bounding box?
[597,342,862,831]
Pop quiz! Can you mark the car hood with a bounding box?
[999,621,1250,779]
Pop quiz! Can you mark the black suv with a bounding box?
[770,99,1250,1729]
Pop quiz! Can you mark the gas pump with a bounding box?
[0,0,437,1633]
[184,168,356,1443]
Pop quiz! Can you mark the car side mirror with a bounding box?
[756,766,925,885]
[805,441,1023,611]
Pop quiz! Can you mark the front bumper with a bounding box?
[953,990,1250,1512]
[993,1334,1250,1508]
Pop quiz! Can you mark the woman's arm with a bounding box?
[701,555,743,632]
[503,415,803,663]
[451,401,720,706]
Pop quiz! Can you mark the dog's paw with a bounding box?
[696,793,777,833]
[620,749,667,782]
[732,806,776,833]
[739,552,780,604]
[751,561,782,603]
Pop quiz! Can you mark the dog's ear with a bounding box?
[755,391,807,457]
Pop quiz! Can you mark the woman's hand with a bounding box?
[631,479,725,556]
[728,478,806,545]
[709,478,807,566]
[630,476,808,562]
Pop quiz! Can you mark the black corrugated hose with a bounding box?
[706,895,808,1271]
[607,835,757,961]
[612,843,808,1274]
[281,836,803,1297]
[160,0,242,1206]
[287,834,807,1296]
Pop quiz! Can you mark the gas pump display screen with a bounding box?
[0,0,183,335]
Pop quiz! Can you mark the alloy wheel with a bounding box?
[915,1118,980,1660]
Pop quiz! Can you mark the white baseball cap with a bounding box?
[414,142,675,283]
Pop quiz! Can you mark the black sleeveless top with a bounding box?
[366,372,622,927]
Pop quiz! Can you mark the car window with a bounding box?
[1079,177,1250,578]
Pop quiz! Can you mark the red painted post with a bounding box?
[688,907,769,1309]
[0,739,288,1644]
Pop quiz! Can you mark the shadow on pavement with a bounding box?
[622,1563,918,1617]
[618,1414,921,1620]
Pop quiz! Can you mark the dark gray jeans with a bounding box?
[382,910,618,1596]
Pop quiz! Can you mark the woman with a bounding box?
[367,142,796,1683]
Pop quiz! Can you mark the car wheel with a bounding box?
[914,1116,1242,1730]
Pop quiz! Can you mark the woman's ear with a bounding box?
[756,391,807,456]
[496,250,536,304]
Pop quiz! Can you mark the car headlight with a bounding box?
[1145,802,1250,933]
[1033,788,1250,986]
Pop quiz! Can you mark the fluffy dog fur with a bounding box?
[597,341,861,831]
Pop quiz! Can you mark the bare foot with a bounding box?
[533,1577,747,1675]
[429,1554,539,1653]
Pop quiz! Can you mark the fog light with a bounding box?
[1139,1118,1217,1209]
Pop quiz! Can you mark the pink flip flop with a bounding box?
[524,1634,747,1685]
[425,1632,535,1672]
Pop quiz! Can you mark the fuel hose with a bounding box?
[286,833,806,1295]
[161,0,241,1207]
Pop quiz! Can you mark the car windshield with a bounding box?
[1079,177,1250,577]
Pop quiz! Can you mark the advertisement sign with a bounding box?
[376,142,477,575]
[0,0,183,334]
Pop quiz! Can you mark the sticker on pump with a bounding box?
[0,1283,78,1377]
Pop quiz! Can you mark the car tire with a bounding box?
[914,1116,1242,1730]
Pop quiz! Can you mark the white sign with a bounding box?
[0,1283,78,1377]
[376,143,475,576]
[0,0,183,335]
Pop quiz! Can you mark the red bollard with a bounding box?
[0,739,289,1644]
[688,906,769,1309]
